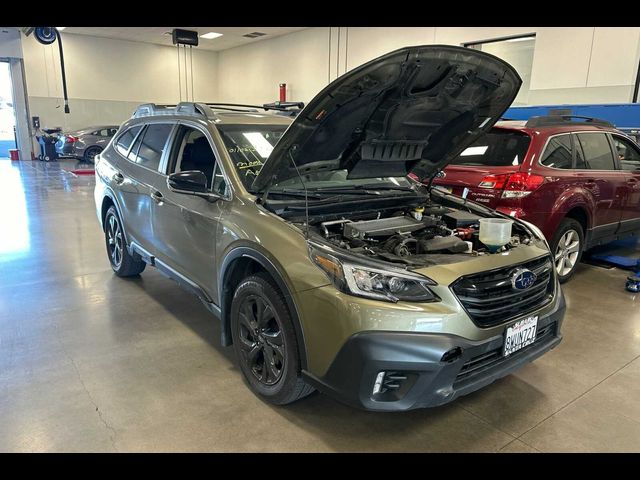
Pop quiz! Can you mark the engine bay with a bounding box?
[313,203,533,268]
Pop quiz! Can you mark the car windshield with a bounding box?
[449,128,531,167]
[217,124,286,190]
[218,124,412,193]
[218,125,411,191]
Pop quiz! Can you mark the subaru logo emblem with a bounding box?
[511,268,537,290]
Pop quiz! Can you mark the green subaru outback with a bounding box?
[94,45,565,411]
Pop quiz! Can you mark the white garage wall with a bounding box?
[10,26,640,135]
[21,32,219,131]
[217,27,330,106]
[216,26,640,106]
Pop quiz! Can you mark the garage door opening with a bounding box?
[0,60,17,159]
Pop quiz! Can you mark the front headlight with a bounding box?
[310,245,438,303]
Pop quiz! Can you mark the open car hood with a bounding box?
[252,45,521,192]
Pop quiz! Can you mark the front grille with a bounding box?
[454,321,556,386]
[451,255,554,327]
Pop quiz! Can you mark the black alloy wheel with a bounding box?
[236,294,285,386]
[230,273,314,404]
[103,206,146,277]
[106,210,124,269]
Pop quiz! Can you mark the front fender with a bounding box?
[218,243,312,369]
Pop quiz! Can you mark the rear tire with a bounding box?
[104,206,146,277]
[84,146,102,163]
[231,273,314,405]
[551,218,584,283]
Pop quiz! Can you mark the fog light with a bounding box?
[371,371,417,402]
[372,371,386,395]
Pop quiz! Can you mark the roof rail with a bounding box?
[207,104,261,113]
[132,102,215,119]
[131,101,305,120]
[263,101,305,111]
[205,102,304,113]
[525,115,614,128]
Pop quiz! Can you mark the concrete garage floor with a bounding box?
[1,159,640,453]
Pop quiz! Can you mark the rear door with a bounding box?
[573,132,626,243]
[112,122,174,252]
[435,128,531,208]
[610,133,640,234]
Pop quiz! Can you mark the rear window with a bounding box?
[576,133,616,171]
[540,134,572,169]
[115,125,142,156]
[134,124,173,171]
[449,129,531,167]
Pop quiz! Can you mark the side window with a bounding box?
[574,137,587,169]
[115,125,142,156]
[541,134,572,169]
[576,133,616,171]
[127,126,145,163]
[169,126,227,195]
[611,135,640,171]
[135,124,173,171]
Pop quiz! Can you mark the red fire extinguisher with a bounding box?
[279,83,287,103]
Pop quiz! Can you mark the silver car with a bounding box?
[55,125,118,162]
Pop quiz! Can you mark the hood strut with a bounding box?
[288,148,310,238]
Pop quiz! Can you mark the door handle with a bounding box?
[113,172,124,184]
[627,178,638,184]
[151,190,164,203]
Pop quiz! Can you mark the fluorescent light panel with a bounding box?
[200,32,223,40]
[56,27,67,31]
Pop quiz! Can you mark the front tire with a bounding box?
[551,218,584,283]
[104,206,146,277]
[231,273,314,405]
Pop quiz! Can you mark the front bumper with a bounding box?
[303,288,565,411]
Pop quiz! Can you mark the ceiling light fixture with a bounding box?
[200,32,223,40]
[243,32,267,39]
[56,27,67,31]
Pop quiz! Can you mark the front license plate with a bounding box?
[503,315,538,357]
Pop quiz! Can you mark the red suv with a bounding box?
[431,116,640,282]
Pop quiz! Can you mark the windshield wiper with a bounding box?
[261,184,418,202]
[310,184,416,193]
[264,188,325,199]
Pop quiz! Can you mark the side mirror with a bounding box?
[167,171,219,201]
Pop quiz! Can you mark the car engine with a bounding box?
[314,204,532,267]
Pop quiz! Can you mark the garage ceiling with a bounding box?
[59,27,308,51]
